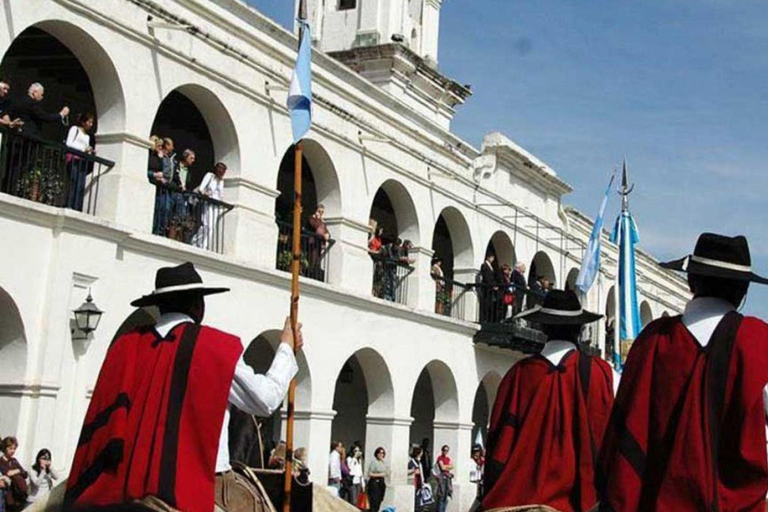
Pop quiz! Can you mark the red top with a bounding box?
[436,454,452,474]
[483,351,613,512]
[599,313,768,511]
[368,236,382,252]
[65,323,242,512]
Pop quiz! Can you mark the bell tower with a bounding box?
[302,0,444,65]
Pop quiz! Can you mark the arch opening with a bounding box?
[640,301,653,327]
[409,360,459,452]
[0,287,28,438]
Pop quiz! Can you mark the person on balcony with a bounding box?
[0,79,22,129]
[11,83,69,138]
[432,257,445,315]
[175,149,195,192]
[598,233,768,511]
[64,112,95,211]
[368,226,385,298]
[479,253,500,322]
[170,149,195,239]
[307,204,331,280]
[511,262,527,315]
[148,136,169,235]
[191,162,227,251]
[501,264,515,319]
[483,290,612,512]
[64,262,301,512]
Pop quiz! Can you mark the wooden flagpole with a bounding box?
[284,4,307,510]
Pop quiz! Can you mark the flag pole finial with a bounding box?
[617,158,634,211]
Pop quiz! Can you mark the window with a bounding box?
[339,0,356,10]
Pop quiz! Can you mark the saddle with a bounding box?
[214,463,277,512]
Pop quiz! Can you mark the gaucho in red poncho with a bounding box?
[65,263,242,512]
[483,290,614,512]
[598,233,768,512]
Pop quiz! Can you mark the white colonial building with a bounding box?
[0,0,690,510]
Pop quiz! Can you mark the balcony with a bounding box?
[0,126,114,215]
[371,254,415,306]
[275,220,335,283]
[150,183,234,254]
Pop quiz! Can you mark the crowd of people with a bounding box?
[325,438,485,512]
[0,437,58,511]
[0,79,98,211]
[147,135,229,249]
[477,255,551,323]
[368,223,416,302]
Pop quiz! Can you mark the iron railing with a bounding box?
[371,254,415,306]
[0,125,115,214]
[432,276,473,321]
[275,220,335,283]
[151,183,233,254]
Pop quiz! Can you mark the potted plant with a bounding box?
[17,167,44,202]
[40,166,64,206]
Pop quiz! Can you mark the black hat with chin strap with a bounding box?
[659,233,768,285]
[130,262,229,307]
[515,289,602,325]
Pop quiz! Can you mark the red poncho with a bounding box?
[598,312,768,511]
[65,323,242,512]
[483,350,614,512]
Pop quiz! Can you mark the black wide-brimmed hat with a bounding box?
[130,262,230,307]
[659,233,768,285]
[516,289,602,325]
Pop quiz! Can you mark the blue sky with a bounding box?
[246,0,768,317]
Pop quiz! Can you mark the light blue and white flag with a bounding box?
[611,209,641,342]
[576,174,615,294]
[287,21,312,143]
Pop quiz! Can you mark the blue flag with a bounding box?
[611,210,641,341]
[287,22,312,143]
[576,174,615,294]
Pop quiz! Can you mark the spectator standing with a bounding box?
[0,472,9,512]
[501,264,515,319]
[11,83,69,138]
[382,239,403,302]
[307,204,331,279]
[480,254,499,322]
[328,441,343,495]
[293,447,310,485]
[191,162,227,250]
[0,79,22,129]
[175,149,195,192]
[64,112,95,211]
[27,448,58,504]
[511,262,527,315]
[148,136,169,235]
[369,227,385,298]
[419,438,432,485]
[435,445,454,512]
[469,445,484,507]
[431,257,445,315]
[346,444,364,506]
[366,447,388,512]
[0,437,28,511]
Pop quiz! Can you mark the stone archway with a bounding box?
[410,360,460,464]
[565,268,580,292]
[529,251,557,289]
[369,179,420,246]
[331,348,395,463]
[640,301,653,327]
[0,21,126,135]
[471,371,501,449]
[228,330,312,468]
[0,287,28,438]
[150,84,239,189]
[485,231,516,269]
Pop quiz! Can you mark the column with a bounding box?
[93,133,156,232]
[434,420,474,512]
[222,176,280,267]
[355,0,382,47]
[373,416,415,512]
[421,0,443,64]
[453,266,479,322]
[411,246,435,312]
[324,217,375,294]
[292,409,336,480]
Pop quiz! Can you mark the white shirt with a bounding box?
[540,340,621,395]
[681,296,768,417]
[65,126,90,152]
[347,456,363,484]
[328,450,341,481]
[154,313,298,473]
[27,467,58,503]
[196,172,224,201]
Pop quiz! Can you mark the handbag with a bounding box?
[356,491,370,509]
[416,484,435,507]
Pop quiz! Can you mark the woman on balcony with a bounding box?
[64,112,95,211]
[307,204,330,280]
[191,162,227,251]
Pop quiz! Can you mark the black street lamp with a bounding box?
[73,289,103,337]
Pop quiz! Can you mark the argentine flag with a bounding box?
[287,21,312,143]
[611,209,641,341]
[576,174,615,294]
